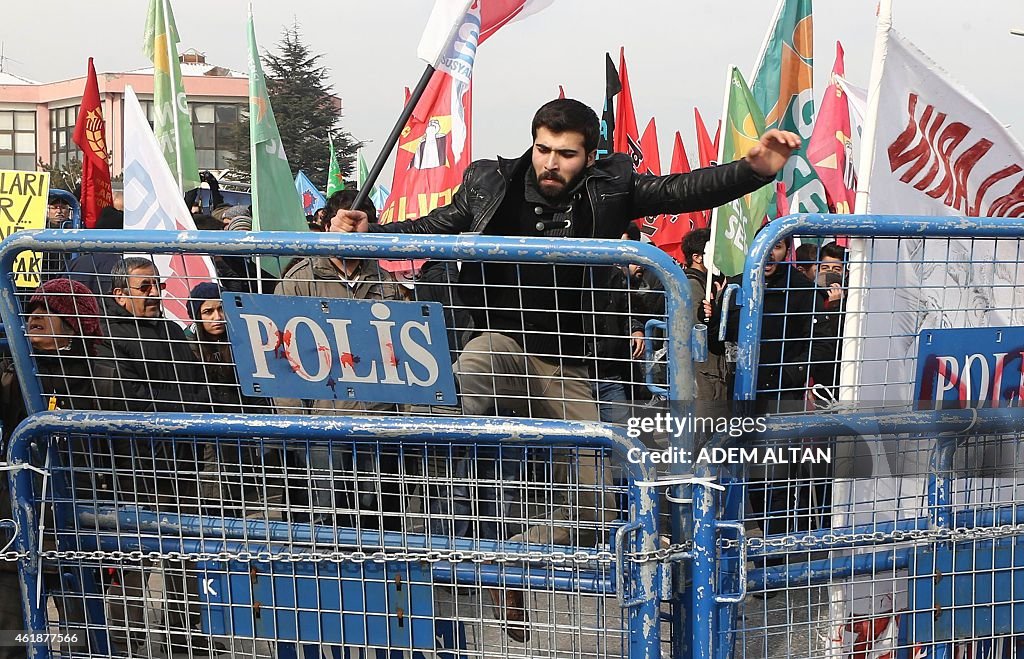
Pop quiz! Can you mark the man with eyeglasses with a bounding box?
[46,194,71,229]
[95,256,212,654]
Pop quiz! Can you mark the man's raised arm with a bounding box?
[631,129,801,218]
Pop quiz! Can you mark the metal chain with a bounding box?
[6,545,696,566]
[717,522,1024,551]
[627,542,694,563]
[36,547,620,566]
[18,525,1024,567]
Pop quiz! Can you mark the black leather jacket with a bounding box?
[370,151,774,238]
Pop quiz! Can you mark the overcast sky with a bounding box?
[2,1,1022,177]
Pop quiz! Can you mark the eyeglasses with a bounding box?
[128,281,166,295]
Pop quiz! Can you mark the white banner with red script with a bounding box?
[831,30,1024,658]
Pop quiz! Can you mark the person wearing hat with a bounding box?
[187,281,266,414]
[274,188,408,531]
[213,209,280,293]
[187,282,270,520]
[0,279,113,655]
[46,194,72,229]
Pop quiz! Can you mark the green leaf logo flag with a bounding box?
[711,67,773,278]
[327,134,345,196]
[143,0,200,193]
[247,6,308,276]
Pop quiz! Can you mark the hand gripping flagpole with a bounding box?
[349,64,436,213]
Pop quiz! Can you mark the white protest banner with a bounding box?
[122,85,217,325]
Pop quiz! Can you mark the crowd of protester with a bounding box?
[0,99,854,651]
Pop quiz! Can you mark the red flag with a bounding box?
[694,108,721,169]
[637,117,659,175]
[672,131,708,232]
[613,48,640,162]
[775,181,791,217]
[807,41,857,215]
[380,72,472,226]
[72,58,113,228]
[557,84,565,99]
[641,127,703,261]
[670,131,691,175]
[478,1,553,44]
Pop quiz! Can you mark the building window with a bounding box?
[0,110,38,170]
[138,100,243,170]
[192,103,241,170]
[48,106,80,169]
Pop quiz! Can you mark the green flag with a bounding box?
[246,9,307,275]
[357,150,370,190]
[143,0,200,193]
[327,134,345,196]
[750,0,828,215]
[711,67,773,278]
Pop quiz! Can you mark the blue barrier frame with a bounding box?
[0,229,700,659]
[7,409,664,656]
[734,213,1024,401]
[715,211,1024,659]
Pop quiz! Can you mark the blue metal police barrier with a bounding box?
[0,230,699,659]
[7,413,662,659]
[692,214,1024,659]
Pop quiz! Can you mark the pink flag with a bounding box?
[807,42,857,214]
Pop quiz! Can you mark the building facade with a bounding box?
[0,51,249,177]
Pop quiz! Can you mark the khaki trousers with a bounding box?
[455,333,617,547]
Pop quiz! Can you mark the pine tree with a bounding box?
[229,23,360,189]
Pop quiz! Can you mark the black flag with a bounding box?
[597,52,621,160]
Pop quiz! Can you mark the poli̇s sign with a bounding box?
[224,294,456,405]
[915,327,1024,409]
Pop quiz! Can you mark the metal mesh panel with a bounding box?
[10,419,656,658]
[0,232,690,658]
[733,233,1024,409]
[12,248,668,422]
[705,421,1024,659]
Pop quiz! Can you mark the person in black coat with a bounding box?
[713,236,823,405]
[0,278,112,658]
[331,98,802,642]
[94,257,209,654]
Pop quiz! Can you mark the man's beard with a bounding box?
[536,170,580,201]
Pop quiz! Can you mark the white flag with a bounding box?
[833,29,1024,634]
[122,85,217,325]
[834,74,867,134]
[865,30,1024,218]
[417,0,553,84]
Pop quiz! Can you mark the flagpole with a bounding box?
[350,64,435,213]
[829,3,892,654]
[163,0,185,194]
[703,64,735,303]
[749,0,786,82]
[838,0,891,401]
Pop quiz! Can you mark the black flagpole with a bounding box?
[350,64,436,213]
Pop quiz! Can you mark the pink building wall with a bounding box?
[0,70,248,176]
